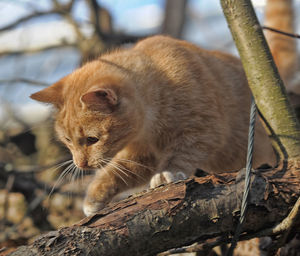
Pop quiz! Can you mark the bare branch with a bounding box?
[0,0,76,33]
[0,42,77,56]
[0,10,59,33]
[0,78,50,86]
[262,26,300,39]
[162,0,188,38]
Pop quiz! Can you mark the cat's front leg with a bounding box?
[83,169,120,216]
[83,156,154,216]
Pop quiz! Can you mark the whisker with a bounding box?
[101,159,130,178]
[55,163,74,186]
[76,167,82,183]
[51,159,73,172]
[104,158,148,182]
[111,161,147,182]
[70,164,78,183]
[71,166,81,197]
[111,169,129,186]
[99,159,129,186]
[43,159,73,195]
[101,158,148,184]
[111,158,155,173]
[67,164,78,199]
[103,159,130,177]
[80,167,84,184]
[47,162,74,200]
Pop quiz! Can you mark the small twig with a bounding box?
[0,10,59,33]
[158,238,222,255]
[261,26,300,39]
[51,0,85,43]
[0,247,7,253]
[262,196,300,254]
[0,42,77,56]
[0,78,50,86]
[0,0,75,33]
[86,0,106,41]
[248,196,300,240]
[272,196,300,234]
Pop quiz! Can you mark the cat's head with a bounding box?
[31,60,143,170]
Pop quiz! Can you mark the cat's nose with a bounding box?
[76,160,88,169]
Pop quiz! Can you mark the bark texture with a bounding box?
[221,0,300,160]
[10,164,300,256]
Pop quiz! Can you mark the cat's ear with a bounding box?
[80,87,118,112]
[30,80,64,107]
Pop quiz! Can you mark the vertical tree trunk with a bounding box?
[162,0,188,38]
[220,0,300,161]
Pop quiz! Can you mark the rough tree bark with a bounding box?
[9,167,300,256]
[8,0,300,255]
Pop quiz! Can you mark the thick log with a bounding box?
[10,163,300,256]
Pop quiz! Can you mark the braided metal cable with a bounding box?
[226,96,256,256]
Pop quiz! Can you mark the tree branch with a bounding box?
[0,0,75,33]
[0,78,50,86]
[0,10,59,33]
[9,163,300,256]
[0,43,77,56]
[162,0,188,38]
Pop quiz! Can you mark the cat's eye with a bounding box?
[86,137,99,145]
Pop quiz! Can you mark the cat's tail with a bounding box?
[264,0,300,94]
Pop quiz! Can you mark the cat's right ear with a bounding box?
[30,80,64,107]
[80,87,119,113]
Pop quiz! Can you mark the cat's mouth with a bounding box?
[80,166,97,171]
[76,161,109,171]
[73,160,99,171]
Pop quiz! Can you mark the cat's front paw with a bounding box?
[83,197,105,216]
[150,171,187,188]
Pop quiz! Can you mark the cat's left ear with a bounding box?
[80,87,118,112]
[30,80,64,107]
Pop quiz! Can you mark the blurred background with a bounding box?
[0,0,300,254]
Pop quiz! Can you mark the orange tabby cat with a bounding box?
[31,36,276,216]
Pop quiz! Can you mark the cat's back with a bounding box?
[134,35,250,119]
[134,36,275,171]
[134,36,249,101]
[134,35,244,79]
